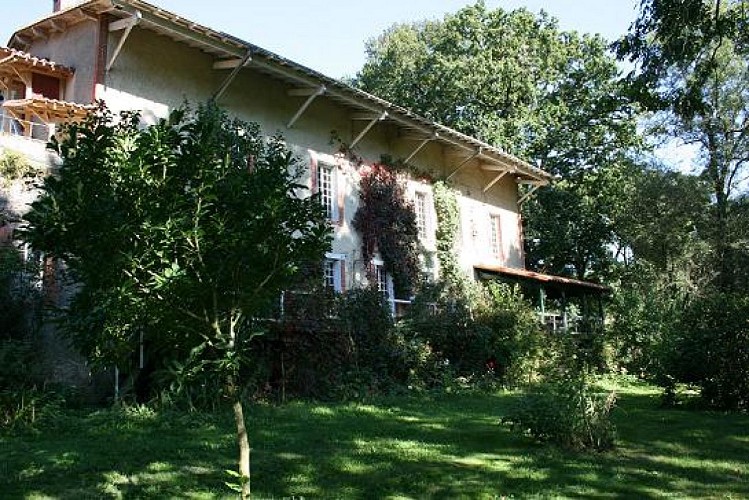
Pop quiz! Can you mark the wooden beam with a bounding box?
[287,87,323,97]
[483,170,509,193]
[287,85,325,129]
[404,134,437,164]
[212,50,252,102]
[517,184,542,205]
[112,0,246,57]
[31,28,48,41]
[109,16,139,32]
[213,58,244,70]
[446,148,481,181]
[351,112,384,121]
[479,163,509,172]
[350,111,387,148]
[107,11,142,71]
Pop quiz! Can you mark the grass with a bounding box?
[1,378,747,499]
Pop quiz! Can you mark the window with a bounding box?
[317,163,336,220]
[372,260,393,299]
[420,253,435,284]
[414,191,427,240]
[323,253,344,292]
[489,214,501,259]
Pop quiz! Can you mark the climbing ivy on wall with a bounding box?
[353,163,420,297]
[433,181,463,289]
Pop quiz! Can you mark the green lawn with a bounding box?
[2,378,747,499]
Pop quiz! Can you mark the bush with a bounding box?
[402,281,547,387]
[0,387,64,431]
[607,268,681,377]
[0,150,34,185]
[503,372,617,451]
[662,292,749,410]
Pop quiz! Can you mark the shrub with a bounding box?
[0,387,64,431]
[402,281,547,387]
[503,372,617,451]
[0,150,34,185]
[662,292,749,410]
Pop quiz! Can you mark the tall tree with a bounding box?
[356,3,642,279]
[23,103,331,498]
[616,0,749,288]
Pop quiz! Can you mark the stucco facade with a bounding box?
[6,0,552,299]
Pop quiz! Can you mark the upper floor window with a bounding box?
[489,214,502,259]
[414,191,428,240]
[317,162,337,221]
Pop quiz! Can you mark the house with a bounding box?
[1,0,608,322]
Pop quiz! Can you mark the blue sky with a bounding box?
[3,1,639,79]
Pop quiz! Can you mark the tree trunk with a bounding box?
[233,396,251,499]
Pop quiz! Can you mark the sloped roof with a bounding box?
[475,264,611,295]
[9,0,551,183]
[0,47,75,78]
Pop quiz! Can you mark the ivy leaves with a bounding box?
[353,164,420,298]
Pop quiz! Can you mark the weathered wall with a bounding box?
[24,18,99,103]
[95,25,525,290]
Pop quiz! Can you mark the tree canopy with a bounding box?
[356,2,642,278]
[22,102,331,497]
[616,0,749,289]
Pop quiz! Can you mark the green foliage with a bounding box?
[352,163,420,297]
[403,281,546,386]
[21,102,331,493]
[0,387,64,431]
[607,264,683,376]
[3,382,749,497]
[0,150,33,185]
[663,292,749,410]
[23,102,331,383]
[0,244,49,431]
[432,181,462,289]
[617,0,749,290]
[356,3,642,279]
[503,372,617,451]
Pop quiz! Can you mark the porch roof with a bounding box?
[0,47,75,79]
[3,97,94,122]
[474,264,611,296]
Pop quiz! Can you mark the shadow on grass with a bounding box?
[1,387,748,498]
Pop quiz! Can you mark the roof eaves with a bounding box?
[18,0,551,183]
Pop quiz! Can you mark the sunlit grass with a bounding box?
[1,378,748,498]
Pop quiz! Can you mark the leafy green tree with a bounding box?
[356,2,642,278]
[23,103,331,498]
[616,0,749,289]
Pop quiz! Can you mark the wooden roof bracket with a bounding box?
[212,50,252,102]
[483,169,510,193]
[446,148,482,181]
[107,10,142,72]
[517,180,545,205]
[287,85,326,129]
[350,111,387,148]
[404,132,438,164]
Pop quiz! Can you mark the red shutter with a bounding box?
[309,152,318,194]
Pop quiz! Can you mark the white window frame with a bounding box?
[414,190,428,241]
[372,258,396,316]
[324,252,345,293]
[489,213,502,260]
[319,162,338,221]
